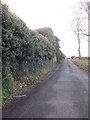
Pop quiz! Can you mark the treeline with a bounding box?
[2,3,65,81]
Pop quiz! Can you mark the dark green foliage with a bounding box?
[2,3,65,81]
[71,56,75,59]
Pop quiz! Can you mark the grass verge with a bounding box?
[72,58,89,73]
[2,62,62,106]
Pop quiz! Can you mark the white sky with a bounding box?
[2,0,88,57]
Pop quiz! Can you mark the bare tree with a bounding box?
[79,0,90,36]
[72,15,83,57]
[71,0,89,57]
[80,0,90,15]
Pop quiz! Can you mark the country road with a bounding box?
[3,59,88,118]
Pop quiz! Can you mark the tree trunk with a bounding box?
[78,38,81,58]
[77,25,81,58]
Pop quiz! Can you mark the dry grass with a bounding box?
[72,58,89,72]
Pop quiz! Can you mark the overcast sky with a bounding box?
[2,0,88,57]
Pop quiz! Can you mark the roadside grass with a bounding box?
[2,80,21,105]
[29,63,57,84]
[0,88,2,107]
[0,88,2,97]
[72,58,89,71]
[89,58,90,72]
[2,62,61,106]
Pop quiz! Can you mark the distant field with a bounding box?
[72,57,89,72]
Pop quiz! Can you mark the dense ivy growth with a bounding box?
[2,3,65,80]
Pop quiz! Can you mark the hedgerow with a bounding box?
[2,3,65,81]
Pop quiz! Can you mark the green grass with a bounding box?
[0,89,2,97]
[2,62,59,106]
[29,63,57,83]
[0,88,2,107]
[72,58,88,70]
[2,81,21,105]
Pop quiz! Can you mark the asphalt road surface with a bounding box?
[3,59,88,118]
